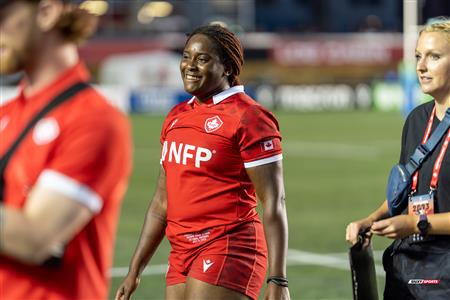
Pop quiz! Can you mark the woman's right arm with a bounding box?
[115,167,168,300]
[345,200,390,247]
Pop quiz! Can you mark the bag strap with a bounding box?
[405,108,450,175]
[0,82,89,180]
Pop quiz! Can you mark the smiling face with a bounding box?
[415,31,450,101]
[180,34,230,102]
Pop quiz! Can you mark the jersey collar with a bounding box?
[18,61,90,104]
[188,85,244,105]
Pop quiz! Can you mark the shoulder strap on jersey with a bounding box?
[0,81,89,201]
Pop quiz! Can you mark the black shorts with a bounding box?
[383,238,450,300]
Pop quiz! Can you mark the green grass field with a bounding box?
[109,110,405,300]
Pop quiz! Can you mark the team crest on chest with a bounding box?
[204,116,223,133]
[33,117,60,145]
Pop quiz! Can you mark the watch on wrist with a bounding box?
[417,214,430,236]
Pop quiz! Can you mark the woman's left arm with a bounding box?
[372,212,450,239]
[246,160,290,300]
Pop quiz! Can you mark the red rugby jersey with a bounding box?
[0,62,132,300]
[160,86,282,251]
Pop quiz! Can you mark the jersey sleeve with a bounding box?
[36,112,132,213]
[236,105,283,168]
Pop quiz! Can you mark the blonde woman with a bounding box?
[346,18,450,299]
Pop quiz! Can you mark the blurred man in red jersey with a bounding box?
[0,1,132,299]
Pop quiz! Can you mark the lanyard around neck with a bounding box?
[411,106,450,192]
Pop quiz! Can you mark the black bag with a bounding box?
[386,163,412,216]
[386,108,450,216]
[0,82,89,201]
[383,239,450,300]
[349,231,379,300]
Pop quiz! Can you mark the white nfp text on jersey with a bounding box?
[161,141,213,168]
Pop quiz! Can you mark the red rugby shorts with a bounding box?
[166,221,267,300]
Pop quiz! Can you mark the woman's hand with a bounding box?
[263,284,291,300]
[114,272,140,300]
[346,218,374,249]
[371,214,419,239]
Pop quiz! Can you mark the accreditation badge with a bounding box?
[408,191,435,215]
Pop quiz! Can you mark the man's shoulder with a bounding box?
[54,88,130,140]
[67,87,127,120]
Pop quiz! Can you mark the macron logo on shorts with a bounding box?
[203,259,214,272]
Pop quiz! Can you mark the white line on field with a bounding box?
[110,248,385,278]
[326,250,385,261]
[287,248,385,277]
[110,264,168,278]
[283,141,382,159]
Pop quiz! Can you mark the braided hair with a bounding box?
[186,24,244,86]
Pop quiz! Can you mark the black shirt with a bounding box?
[400,101,450,213]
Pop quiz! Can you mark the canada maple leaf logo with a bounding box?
[204,116,223,133]
[261,139,274,151]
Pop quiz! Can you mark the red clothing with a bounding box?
[166,221,267,300]
[160,85,283,251]
[0,62,132,299]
